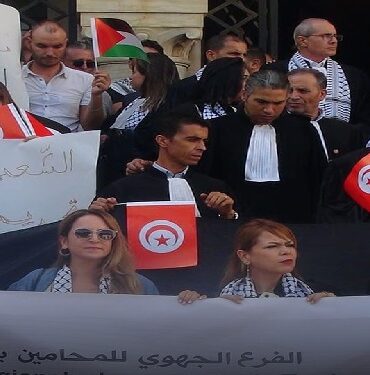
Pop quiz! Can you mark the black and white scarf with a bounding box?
[110,97,148,130]
[195,66,206,81]
[110,77,135,96]
[51,265,111,293]
[220,273,313,298]
[200,102,233,119]
[288,52,351,122]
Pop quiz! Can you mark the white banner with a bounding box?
[0,132,100,233]
[0,4,29,109]
[0,292,369,374]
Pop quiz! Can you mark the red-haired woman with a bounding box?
[220,219,335,303]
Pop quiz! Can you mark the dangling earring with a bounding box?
[59,248,70,257]
[246,262,251,279]
[241,261,251,279]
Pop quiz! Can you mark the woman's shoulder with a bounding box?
[136,273,159,295]
[220,278,247,296]
[7,268,58,292]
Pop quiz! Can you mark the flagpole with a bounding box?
[94,56,98,72]
[90,18,99,72]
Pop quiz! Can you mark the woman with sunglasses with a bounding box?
[220,219,335,303]
[8,209,158,294]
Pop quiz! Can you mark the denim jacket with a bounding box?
[8,268,159,295]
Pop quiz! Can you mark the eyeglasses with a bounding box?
[307,33,343,42]
[74,228,117,241]
[72,59,95,69]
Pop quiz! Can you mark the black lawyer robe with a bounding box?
[100,166,235,219]
[317,117,364,160]
[204,110,327,223]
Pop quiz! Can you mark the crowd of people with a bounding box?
[2,16,370,300]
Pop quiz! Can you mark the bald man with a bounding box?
[264,18,370,141]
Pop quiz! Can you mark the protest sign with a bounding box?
[0,292,369,374]
[0,4,29,109]
[126,202,197,269]
[0,131,100,234]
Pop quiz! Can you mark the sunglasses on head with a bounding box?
[74,228,117,241]
[72,59,95,69]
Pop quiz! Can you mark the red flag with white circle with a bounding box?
[343,153,370,212]
[126,202,197,269]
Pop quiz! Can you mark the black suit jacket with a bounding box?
[100,166,235,218]
[318,117,364,160]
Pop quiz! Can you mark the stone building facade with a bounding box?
[77,0,208,79]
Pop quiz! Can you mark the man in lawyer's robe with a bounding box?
[91,110,238,220]
[205,70,327,223]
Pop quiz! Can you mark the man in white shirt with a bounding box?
[22,20,110,132]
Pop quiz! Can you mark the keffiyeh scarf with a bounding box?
[110,78,135,96]
[51,265,111,294]
[220,273,313,298]
[200,103,232,119]
[110,97,148,130]
[288,52,351,122]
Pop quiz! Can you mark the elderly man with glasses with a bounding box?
[264,18,370,141]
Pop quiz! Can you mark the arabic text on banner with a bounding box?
[0,292,369,374]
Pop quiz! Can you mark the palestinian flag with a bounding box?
[0,104,52,139]
[90,18,148,61]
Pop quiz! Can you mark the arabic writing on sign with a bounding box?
[17,349,127,365]
[138,351,303,369]
[0,198,79,228]
[0,146,73,182]
[3,349,304,368]
[0,211,33,226]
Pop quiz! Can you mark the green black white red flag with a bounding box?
[90,18,148,61]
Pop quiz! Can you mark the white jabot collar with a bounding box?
[245,125,280,182]
[153,163,200,217]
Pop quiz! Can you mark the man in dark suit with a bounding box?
[206,70,327,223]
[263,18,370,140]
[286,68,363,160]
[90,110,238,219]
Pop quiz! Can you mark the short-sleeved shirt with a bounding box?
[22,62,94,132]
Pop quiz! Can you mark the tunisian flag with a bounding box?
[0,104,52,139]
[126,202,198,269]
[90,18,148,61]
[343,153,370,212]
